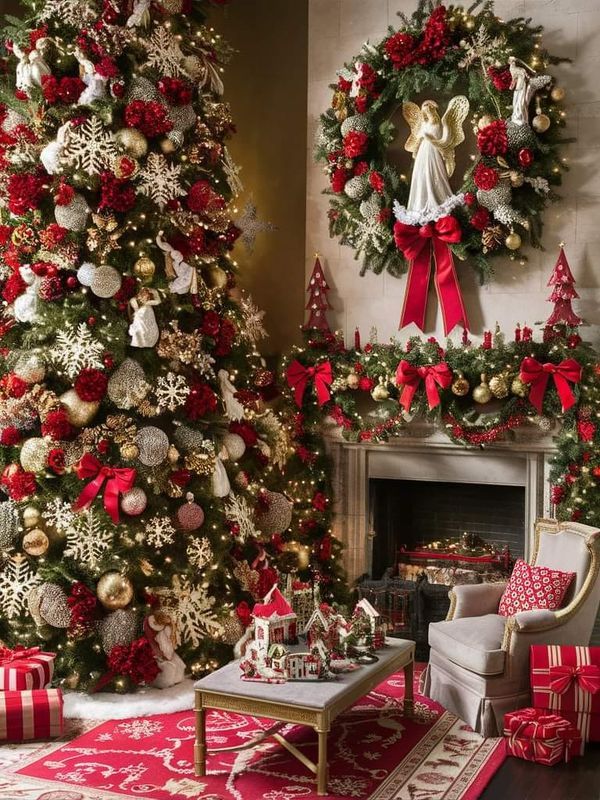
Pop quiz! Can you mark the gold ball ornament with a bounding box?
[22,528,49,556]
[114,676,128,693]
[167,445,180,464]
[120,442,140,461]
[160,137,177,154]
[19,437,50,473]
[477,114,495,130]
[60,389,100,427]
[551,86,566,102]
[176,492,205,531]
[108,358,150,410]
[22,505,41,529]
[532,113,551,133]
[62,672,80,690]
[133,257,156,283]
[451,371,470,397]
[489,374,509,399]
[511,376,529,397]
[505,232,522,251]
[115,128,148,158]
[371,378,389,402]
[120,487,147,516]
[473,374,492,404]
[463,13,476,29]
[96,571,134,610]
[346,372,360,389]
[204,265,228,290]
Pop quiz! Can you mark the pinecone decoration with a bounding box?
[482,225,505,253]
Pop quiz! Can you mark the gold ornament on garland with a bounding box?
[505,232,522,251]
[22,529,49,557]
[551,86,565,102]
[96,572,134,610]
[120,442,140,461]
[115,128,148,158]
[371,377,390,401]
[472,373,492,404]
[133,257,156,283]
[283,540,311,570]
[532,112,551,133]
[451,371,470,396]
[489,374,509,399]
[203,264,228,290]
[511,375,529,397]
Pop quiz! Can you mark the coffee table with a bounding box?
[194,637,415,796]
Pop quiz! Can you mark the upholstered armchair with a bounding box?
[422,519,600,737]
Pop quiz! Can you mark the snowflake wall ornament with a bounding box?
[62,116,118,175]
[143,25,186,77]
[157,575,223,648]
[50,323,105,379]
[0,554,41,619]
[186,536,213,570]
[136,153,185,211]
[224,494,260,543]
[239,294,267,344]
[63,510,113,568]
[144,515,176,549]
[155,372,190,412]
[222,146,243,196]
[234,199,276,254]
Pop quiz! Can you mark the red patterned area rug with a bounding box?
[12,671,505,800]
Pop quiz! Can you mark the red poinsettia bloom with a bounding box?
[0,426,21,446]
[184,381,218,420]
[2,272,27,303]
[1,466,37,500]
[47,448,66,474]
[577,420,596,442]
[158,76,193,105]
[311,491,328,512]
[200,310,221,337]
[6,172,46,216]
[186,180,225,215]
[487,66,512,91]
[369,171,385,193]
[473,162,499,191]
[75,368,108,402]
[470,207,491,230]
[477,120,508,156]
[108,637,160,685]
[342,130,368,159]
[41,409,75,441]
[98,171,136,213]
[385,31,417,69]
[330,167,348,193]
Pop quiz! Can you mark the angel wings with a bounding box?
[402,95,470,178]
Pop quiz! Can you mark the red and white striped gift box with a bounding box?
[0,646,55,690]
[0,688,64,742]
[530,645,600,742]
[503,707,584,764]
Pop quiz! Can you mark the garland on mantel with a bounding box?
[283,328,600,528]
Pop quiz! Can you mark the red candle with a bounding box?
[354,327,361,351]
[461,327,471,346]
[515,324,521,343]
[482,331,492,349]
[522,325,533,342]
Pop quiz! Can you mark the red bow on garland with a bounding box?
[519,357,582,414]
[549,664,600,696]
[395,360,453,411]
[0,646,41,664]
[286,359,333,408]
[73,453,137,524]
[393,215,468,336]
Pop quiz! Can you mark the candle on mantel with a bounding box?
[522,325,533,342]
[354,327,361,351]
[515,324,521,343]
[461,327,471,346]
[482,331,492,349]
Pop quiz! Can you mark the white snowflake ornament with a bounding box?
[63,510,113,568]
[186,537,213,570]
[136,153,185,210]
[144,515,176,549]
[155,372,190,412]
[62,116,118,175]
[0,554,41,619]
[143,25,186,77]
[50,323,105,379]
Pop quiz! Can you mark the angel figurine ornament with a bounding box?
[393,96,469,226]
[508,57,551,127]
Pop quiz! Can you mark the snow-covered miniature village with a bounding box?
[235,586,388,683]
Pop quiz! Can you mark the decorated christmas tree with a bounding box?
[0,0,304,692]
[303,256,332,333]
[545,244,583,329]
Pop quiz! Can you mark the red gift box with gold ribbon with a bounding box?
[0,688,64,741]
[0,646,56,690]
[530,645,600,742]
[504,707,584,765]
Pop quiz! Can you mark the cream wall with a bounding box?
[306,0,600,346]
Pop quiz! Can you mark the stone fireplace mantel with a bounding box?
[324,422,557,582]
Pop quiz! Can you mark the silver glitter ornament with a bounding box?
[340,114,370,136]
[90,265,122,298]
[222,432,246,461]
[54,193,90,231]
[14,352,45,384]
[174,425,207,453]
[108,358,150,409]
[38,583,71,628]
[136,426,170,466]
[98,608,139,654]
[120,487,147,516]
[77,261,97,287]
[506,121,536,150]
[256,491,293,536]
[0,500,20,550]
[344,175,369,200]
[19,438,50,473]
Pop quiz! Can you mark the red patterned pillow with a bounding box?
[498,559,575,617]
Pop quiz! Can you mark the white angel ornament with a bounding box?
[144,611,186,689]
[128,288,161,348]
[393,96,470,226]
[508,57,551,126]
[13,39,51,95]
[74,47,108,105]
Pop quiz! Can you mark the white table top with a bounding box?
[195,638,414,711]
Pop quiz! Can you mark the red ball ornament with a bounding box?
[66,275,78,289]
[88,316,97,326]
[518,148,534,168]
[592,467,600,479]
[103,353,114,369]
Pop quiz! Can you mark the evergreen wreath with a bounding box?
[316,1,571,283]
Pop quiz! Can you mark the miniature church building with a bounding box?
[252,585,298,650]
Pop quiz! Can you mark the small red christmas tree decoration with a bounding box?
[303,255,332,332]
[545,243,583,328]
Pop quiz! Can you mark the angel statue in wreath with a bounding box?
[393,96,469,226]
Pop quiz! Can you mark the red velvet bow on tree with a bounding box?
[0,646,41,664]
[73,453,137,524]
[549,664,600,696]
[519,357,582,414]
[395,360,453,411]
[286,359,333,408]
[393,215,468,336]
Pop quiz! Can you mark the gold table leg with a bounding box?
[316,727,329,796]
[194,694,206,777]
[403,659,414,716]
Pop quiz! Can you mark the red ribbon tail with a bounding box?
[292,379,306,408]
[433,238,469,335]
[424,375,441,409]
[314,377,331,406]
[399,247,431,332]
[553,373,576,413]
[528,372,550,415]
[73,472,106,513]
[103,478,121,524]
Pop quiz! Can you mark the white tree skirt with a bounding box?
[63,678,195,720]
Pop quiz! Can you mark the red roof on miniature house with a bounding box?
[253,587,294,619]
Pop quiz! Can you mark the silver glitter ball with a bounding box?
[340,114,370,136]
[136,426,170,466]
[90,265,122,299]
[256,491,293,536]
[344,175,369,200]
[0,500,20,550]
[54,193,90,232]
[38,583,71,628]
[98,608,139,654]
[108,358,150,409]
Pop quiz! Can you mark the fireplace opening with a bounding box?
[369,478,526,580]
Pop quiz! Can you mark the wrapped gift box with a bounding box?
[504,707,583,765]
[0,688,64,742]
[0,646,56,690]
[530,645,600,742]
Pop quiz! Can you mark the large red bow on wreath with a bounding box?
[549,664,600,696]
[395,360,453,411]
[519,357,582,414]
[393,215,468,336]
[73,453,137,524]
[286,359,333,408]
